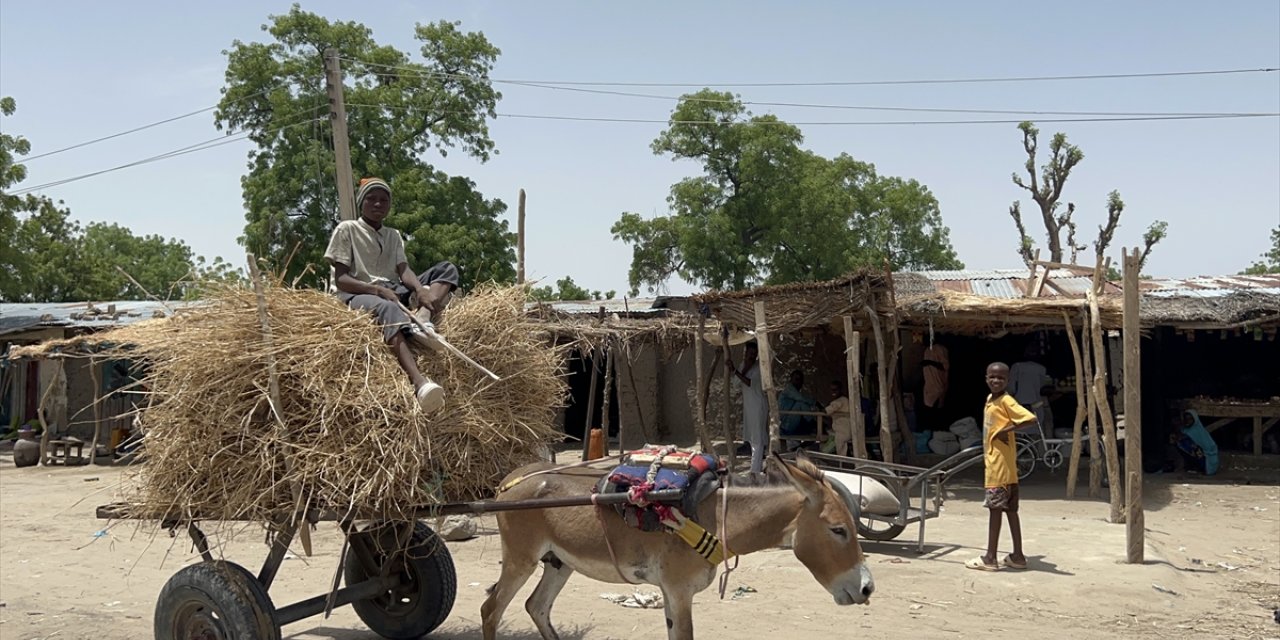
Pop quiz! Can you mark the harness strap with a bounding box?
[497,454,622,494]
[591,492,640,585]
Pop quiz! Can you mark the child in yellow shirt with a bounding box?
[966,362,1037,572]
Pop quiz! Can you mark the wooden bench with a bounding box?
[46,438,86,465]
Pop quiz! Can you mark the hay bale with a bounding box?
[84,283,566,524]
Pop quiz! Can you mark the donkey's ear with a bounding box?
[772,453,824,505]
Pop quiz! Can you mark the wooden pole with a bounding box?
[247,253,312,556]
[753,301,782,455]
[516,189,526,284]
[1084,319,1102,498]
[579,349,600,462]
[601,344,616,454]
[720,338,736,471]
[694,315,712,453]
[88,357,102,465]
[1122,248,1144,562]
[1088,257,1124,524]
[866,304,894,463]
[843,317,866,458]
[323,48,356,221]
[1062,312,1087,498]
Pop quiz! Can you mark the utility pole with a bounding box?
[517,189,526,284]
[324,48,356,221]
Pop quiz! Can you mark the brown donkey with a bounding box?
[481,453,874,640]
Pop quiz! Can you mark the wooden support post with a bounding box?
[1062,312,1087,498]
[601,345,615,454]
[753,301,782,455]
[1084,320,1102,498]
[843,317,866,458]
[323,48,355,221]
[694,315,712,453]
[719,338,736,471]
[247,253,311,557]
[88,357,103,465]
[580,349,600,462]
[1254,417,1265,456]
[866,304,894,463]
[1088,256,1124,524]
[516,188,526,284]
[1122,248,1144,562]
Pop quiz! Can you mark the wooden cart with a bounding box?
[99,489,688,640]
[791,445,984,553]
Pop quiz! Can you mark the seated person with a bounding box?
[1169,409,1219,476]
[779,369,820,436]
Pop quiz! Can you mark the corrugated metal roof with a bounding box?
[0,300,196,336]
[906,268,1112,299]
[1141,274,1280,297]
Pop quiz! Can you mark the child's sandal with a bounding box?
[1001,554,1028,570]
[965,557,1000,572]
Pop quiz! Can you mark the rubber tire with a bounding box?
[1016,440,1037,480]
[154,560,279,640]
[847,464,908,541]
[345,521,457,639]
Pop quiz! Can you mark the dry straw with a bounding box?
[53,282,567,526]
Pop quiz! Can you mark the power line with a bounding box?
[344,59,1277,118]
[346,103,1279,126]
[9,111,325,196]
[344,57,1278,88]
[18,87,280,163]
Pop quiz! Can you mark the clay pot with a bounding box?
[13,430,40,468]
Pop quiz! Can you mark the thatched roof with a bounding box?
[690,271,892,334]
[1141,290,1280,329]
[897,290,1122,334]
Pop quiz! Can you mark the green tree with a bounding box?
[1009,122,1167,271]
[1241,226,1280,275]
[216,5,514,289]
[612,90,962,295]
[530,276,615,302]
[1,98,231,302]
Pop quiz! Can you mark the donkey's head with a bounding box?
[771,452,874,605]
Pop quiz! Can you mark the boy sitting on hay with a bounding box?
[324,177,457,414]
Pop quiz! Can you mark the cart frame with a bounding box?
[99,489,689,639]
[790,445,983,553]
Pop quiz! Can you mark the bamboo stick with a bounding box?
[1088,260,1124,524]
[580,349,600,462]
[88,357,103,465]
[694,315,709,452]
[602,344,615,453]
[720,337,736,471]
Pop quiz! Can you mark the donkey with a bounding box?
[481,453,874,640]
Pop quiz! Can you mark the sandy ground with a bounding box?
[1,457,1277,640]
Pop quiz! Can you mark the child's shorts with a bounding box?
[983,484,1019,512]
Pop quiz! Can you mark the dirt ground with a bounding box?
[1,456,1277,640]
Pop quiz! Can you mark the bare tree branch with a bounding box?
[1010,201,1036,265]
[1094,190,1124,259]
[1137,220,1168,271]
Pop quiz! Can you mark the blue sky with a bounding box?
[2,1,1278,296]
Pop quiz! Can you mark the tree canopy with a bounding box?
[611,90,962,295]
[216,5,514,289]
[529,276,616,302]
[1,98,228,303]
[1241,226,1280,275]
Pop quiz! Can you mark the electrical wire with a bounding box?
[9,111,325,196]
[344,57,1278,88]
[17,87,280,162]
[345,103,1279,126]
[342,59,1279,118]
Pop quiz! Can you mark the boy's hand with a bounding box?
[995,431,1014,445]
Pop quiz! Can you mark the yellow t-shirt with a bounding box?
[323,219,408,287]
[983,393,1036,488]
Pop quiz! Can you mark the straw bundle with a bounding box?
[93,283,566,524]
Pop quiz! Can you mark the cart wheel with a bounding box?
[1043,446,1064,471]
[846,464,908,542]
[1016,440,1037,480]
[345,521,456,639]
[154,560,280,640]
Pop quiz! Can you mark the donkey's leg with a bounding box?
[524,552,575,640]
[481,551,538,640]
[658,584,696,640]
